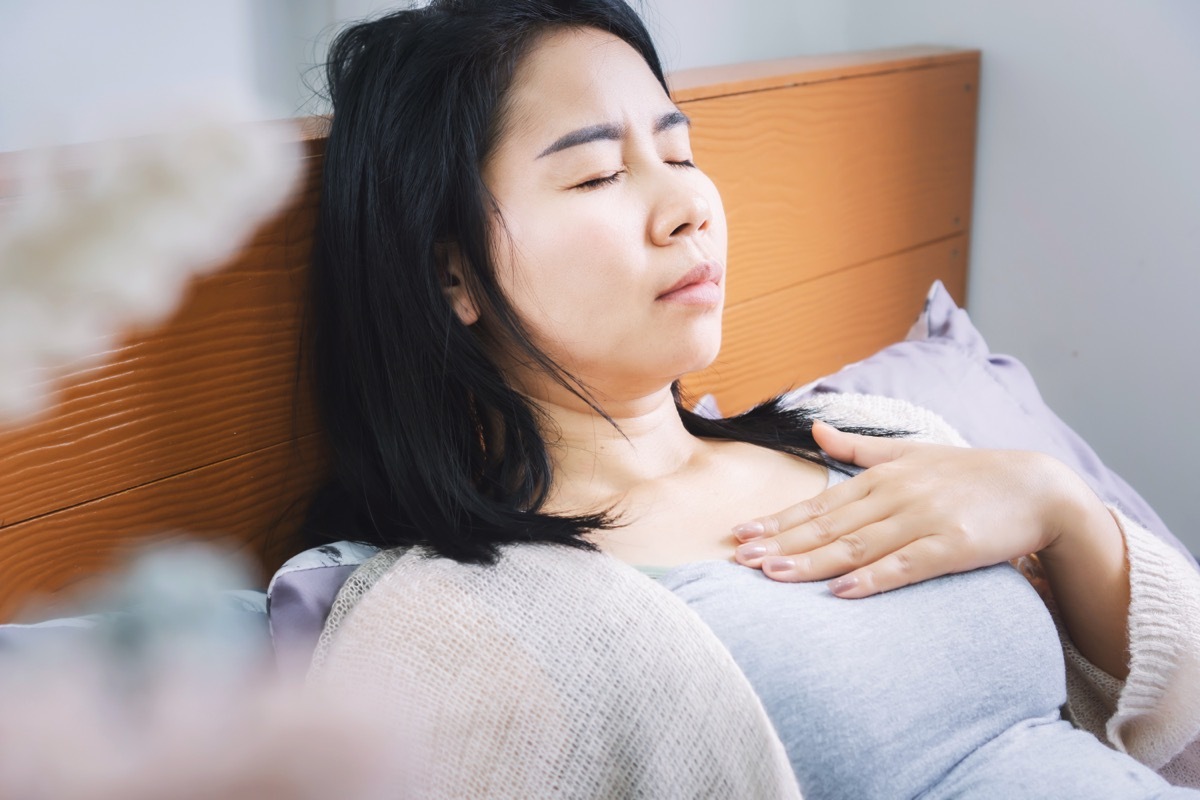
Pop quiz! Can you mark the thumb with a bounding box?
[812,419,915,468]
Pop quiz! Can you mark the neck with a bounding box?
[533,385,705,510]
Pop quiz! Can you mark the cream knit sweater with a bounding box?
[310,393,1200,796]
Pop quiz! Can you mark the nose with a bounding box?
[649,171,712,246]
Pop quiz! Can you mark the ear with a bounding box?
[435,241,480,326]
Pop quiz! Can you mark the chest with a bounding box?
[588,445,830,568]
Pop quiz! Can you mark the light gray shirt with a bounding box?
[642,469,1198,799]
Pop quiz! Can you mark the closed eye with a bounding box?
[575,171,624,190]
[573,159,697,191]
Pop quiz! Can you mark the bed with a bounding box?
[0,45,981,622]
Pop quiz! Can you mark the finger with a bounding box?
[825,537,956,599]
[732,471,871,543]
[811,420,917,469]
[734,501,890,567]
[753,520,903,581]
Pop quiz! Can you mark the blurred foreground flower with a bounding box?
[0,104,302,421]
[0,544,412,800]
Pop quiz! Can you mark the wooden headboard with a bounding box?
[0,45,978,620]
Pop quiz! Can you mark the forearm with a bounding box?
[1037,478,1131,681]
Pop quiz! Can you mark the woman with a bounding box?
[306,1,1200,797]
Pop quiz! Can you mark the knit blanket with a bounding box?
[310,542,803,798]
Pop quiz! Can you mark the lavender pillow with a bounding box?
[267,540,380,674]
[794,280,1196,568]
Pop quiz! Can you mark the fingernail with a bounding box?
[762,556,795,574]
[736,542,768,560]
[732,521,765,540]
[828,575,859,595]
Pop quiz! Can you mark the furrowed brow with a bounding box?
[536,109,692,159]
[536,123,622,159]
[653,109,691,135]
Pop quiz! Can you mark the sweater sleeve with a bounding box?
[309,544,804,799]
[1054,508,1200,787]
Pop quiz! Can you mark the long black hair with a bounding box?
[305,0,885,563]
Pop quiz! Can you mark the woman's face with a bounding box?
[478,26,728,405]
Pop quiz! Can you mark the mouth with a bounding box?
[656,261,725,304]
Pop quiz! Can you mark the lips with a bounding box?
[656,261,724,300]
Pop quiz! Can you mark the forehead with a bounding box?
[502,27,670,147]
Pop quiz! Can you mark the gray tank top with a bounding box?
[641,468,1198,799]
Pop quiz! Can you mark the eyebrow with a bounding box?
[535,109,692,159]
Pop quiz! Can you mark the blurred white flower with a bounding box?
[0,100,302,421]
[0,544,411,800]
[0,118,411,795]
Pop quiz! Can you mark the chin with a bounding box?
[696,324,723,367]
[605,324,722,390]
[667,333,723,381]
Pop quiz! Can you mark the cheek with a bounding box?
[497,204,639,325]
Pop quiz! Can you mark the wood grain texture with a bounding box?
[0,436,328,622]
[682,56,978,307]
[683,236,968,414]
[670,46,978,102]
[0,155,323,529]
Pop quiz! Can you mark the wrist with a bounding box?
[1030,463,1131,680]
[1032,454,1110,562]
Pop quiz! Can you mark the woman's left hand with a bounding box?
[731,420,1096,599]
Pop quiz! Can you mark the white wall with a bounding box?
[0,0,266,150]
[638,0,846,73]
[829,1,1200,553]
[2,0,1196,552]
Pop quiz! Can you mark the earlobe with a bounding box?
[436,241,480,326]
[449,288,481,327]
